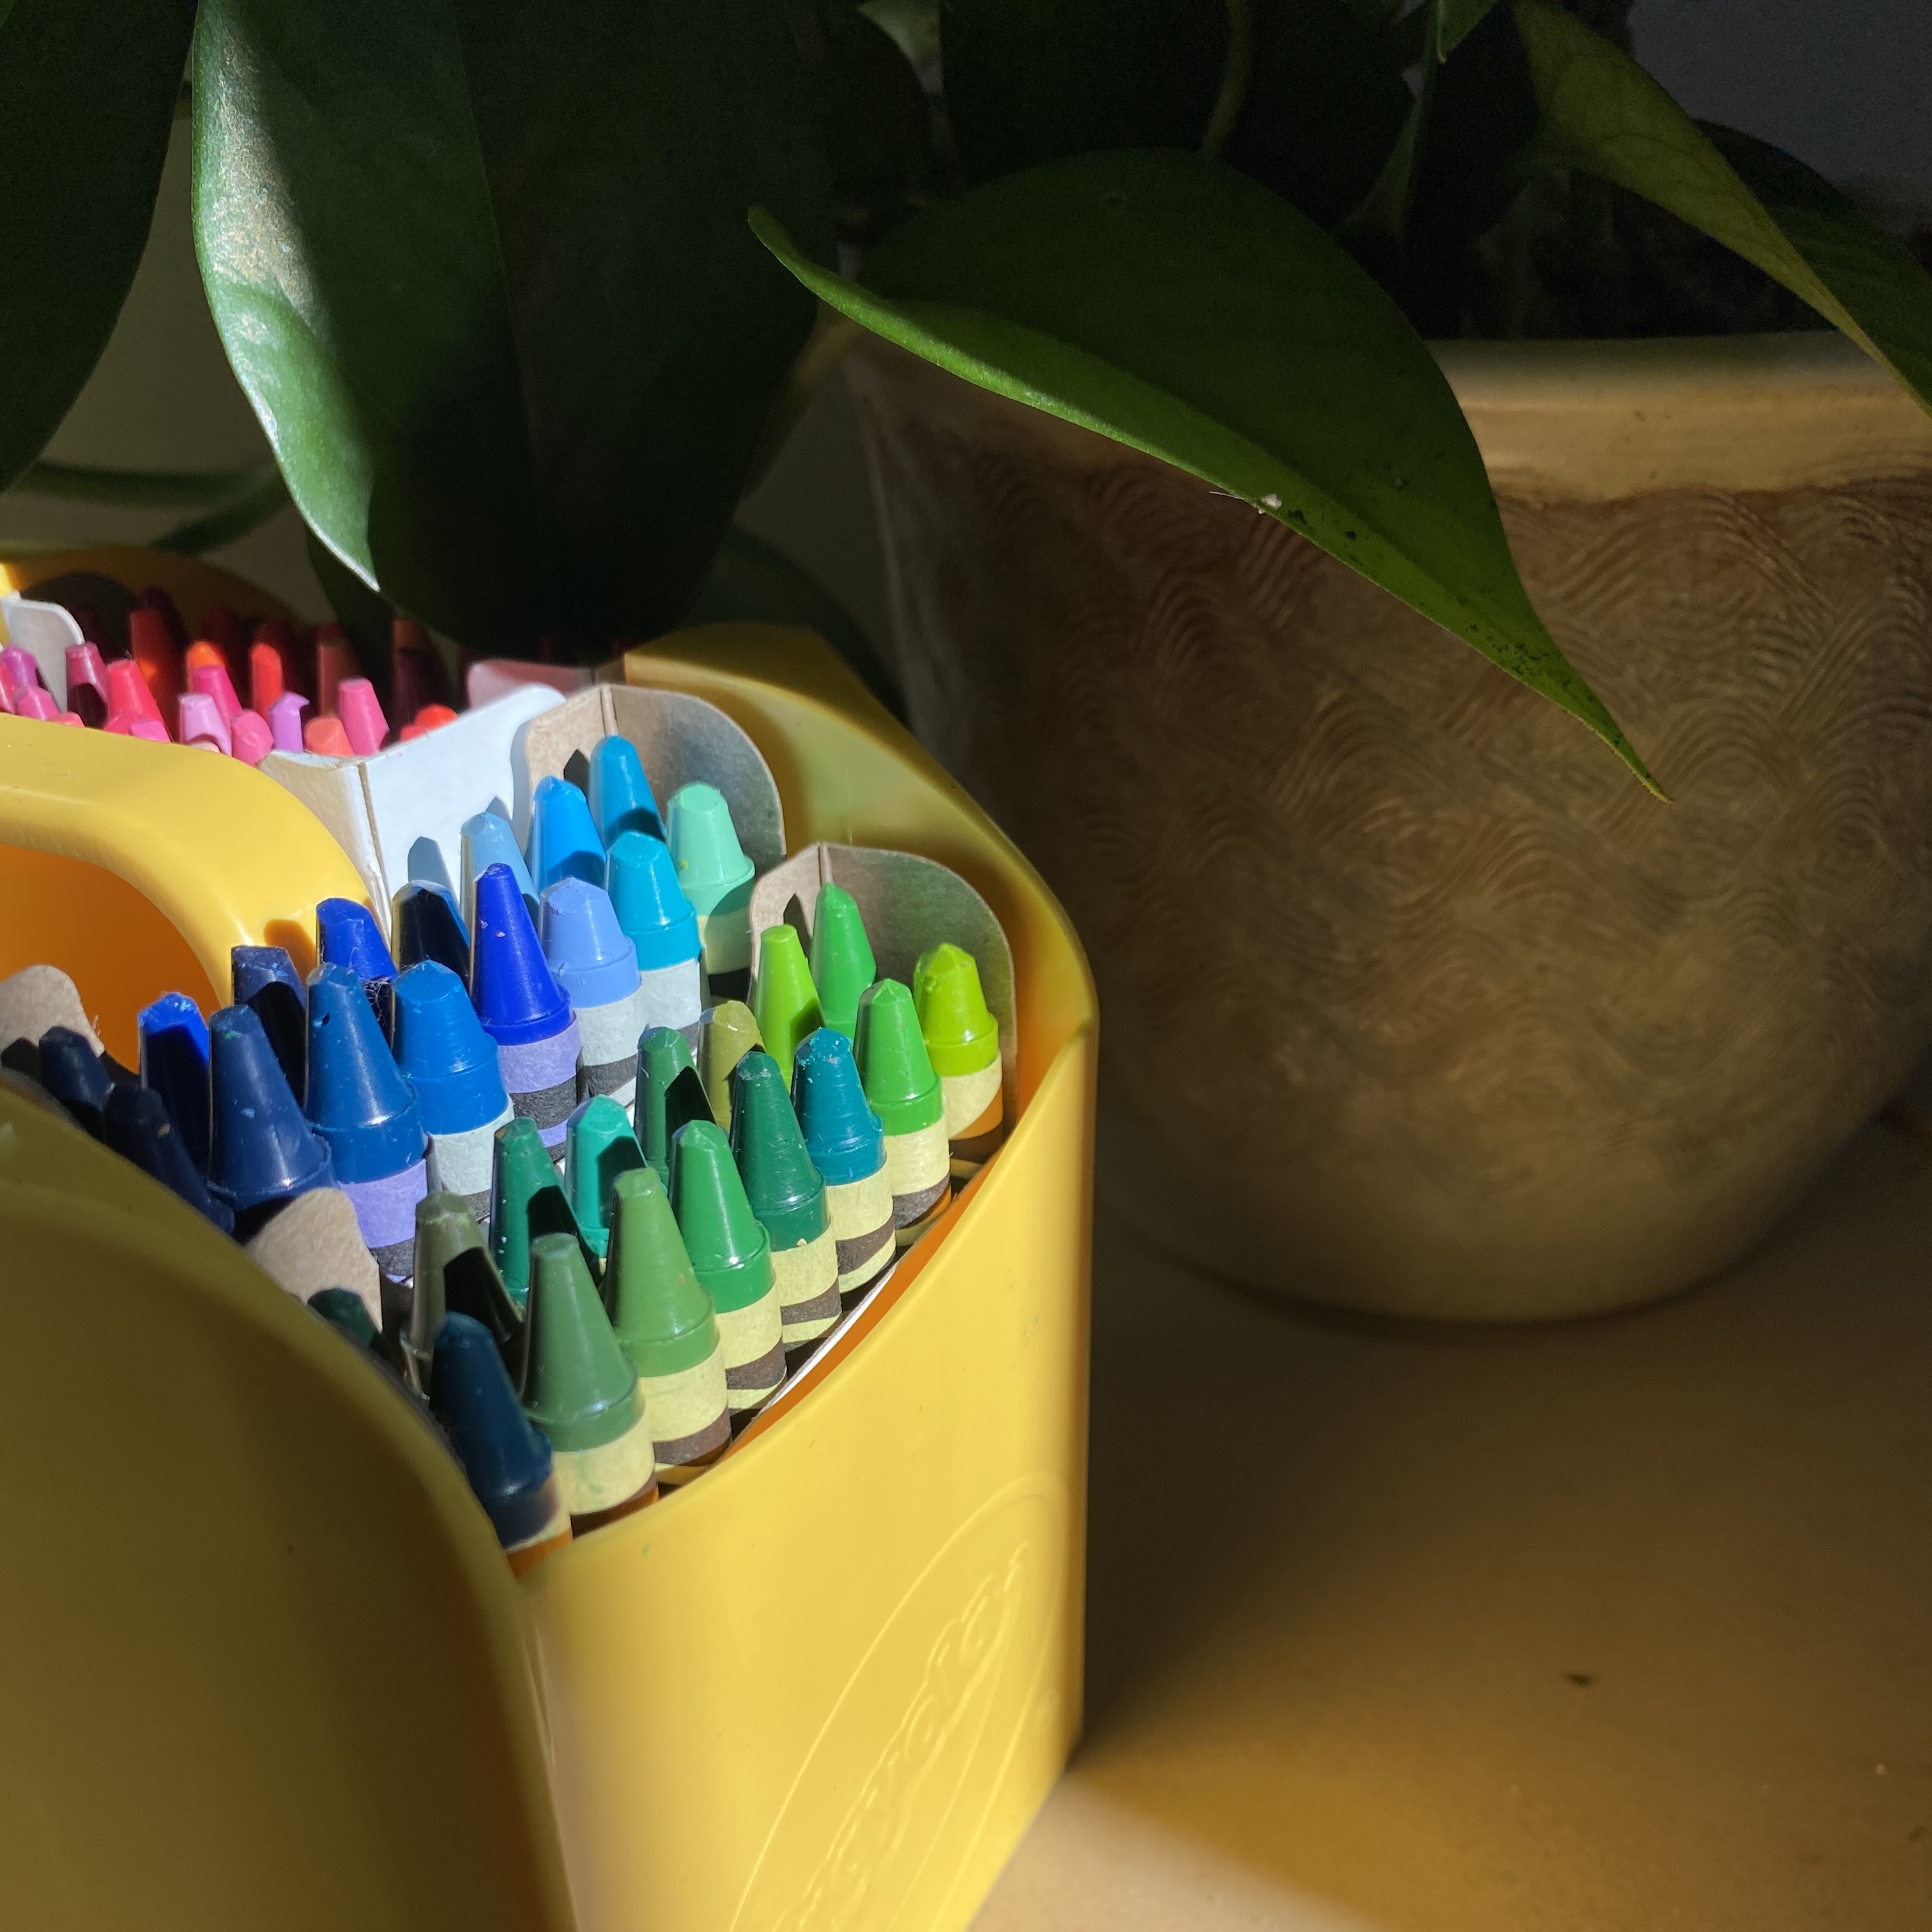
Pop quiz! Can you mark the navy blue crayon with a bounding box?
[305,963,428,1280]
[138,992,211,1174]
[38,1027,111,1138]
[232,944,307,1104]
[529,773,607,895]
[102,1082,234,1232]
[392,880,471,979]
[394,960,512,1222]
[208,1004,335,1235]
[587,734,664,845]
[317,897,398,1039]
[471,862,581,1161]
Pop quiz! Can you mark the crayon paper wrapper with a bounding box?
[940,1062,1002,1140]
[696,903,751,975]
[341,1160,429,1274]
[638,1352,730,1459]
[770,1227,838,1312]
[426,1105,513,1200]
[884,1119,950,1200]
[575,984,648,1101]
[714,1291,784,1401]
[636,957,702,1039]
[552,1421,657,1518]
[498,1021,581,1146]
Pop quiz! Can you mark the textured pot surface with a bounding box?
[848,334,1932,1320]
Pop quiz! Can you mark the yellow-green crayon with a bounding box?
[521,1231,657,1529]
[749,924,822,1087]
[808,882,876,1040]
[604,1167,730,1484]
[730,1048,839,1359]
[854,979,951,1250]
[669,1119,785,1415]
[792,1028,894,1307]
[913,943,1006,1181]
[694,999,762,1133]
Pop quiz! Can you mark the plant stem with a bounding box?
[1200,0,1255,161]
[9,459,273,507]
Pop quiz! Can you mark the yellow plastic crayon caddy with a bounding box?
[0,558,1095,1932]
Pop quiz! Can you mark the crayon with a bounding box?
[140,585,192,659]
[305,1287,420,1405]
[102,1083,234,1231]
[185,638,226,680]
[392,960,512,1223]
[667,782,756,1000]
[64,643,108,728]
[16,688,76,724]
[634,1025,716,1183]
[316,896,397,1039]
[792,1028,894,1304]
[461,809,539,930]
[188,654,244,724]
[529,773,607,894]
[178,690,232,754]
[695,999,763,1133]
[1,645,40,701]
[604,1165,730,1483]
[208,1004,335,1234]
[231,944,307,1103]
[730,1048,839,1358]
[431,1311,571,1575]
[0,1036,42,1084]
[400,703,457,738]
[314,621,359,718]
[564,1094,647,1261]
[267,689,308,751]
[809,882,877,1041]
[229,710,274,764]
[246,1183,382,1331]
[471,863,581,1160]
[914,942,1006,1181]
[137,990,211,1173]
[249,638,286,716]
[304,715,355,756]
[855,980,951,1249]
[542,877,648,1108]
[254,617,309,700]
[392,880,470,978]
[128,605,182,719]
[335,676,389,755]
[491,1114,595,1308]
[103,657,168,738]
[587,734,664,845]
[304,963,428,1282]
[38,1027,112,1137]
[749,924,822,1087]
[669,1118,785,1415]
[196,601,244,678]
[0,674,12,717]
[606,831,703,1045]
[0,964,102,1057]
[413,1190,525,1390]
[522,1231,657,1528]
[390,617,449,723]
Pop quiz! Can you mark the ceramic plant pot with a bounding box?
[847,333,1932,1320]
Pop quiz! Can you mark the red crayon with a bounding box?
[196,600,247,680]
[138,586,191,661]
[254,617,309,700]
[314,620,360,719]
[104,659,168,738]
[390,616,450,721]
[128,606,183,719]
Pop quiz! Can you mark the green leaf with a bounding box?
[8,461,270,509]
[753,150,1655,790]
[691,525,905,717]
[0,0,197,491]
[192,0,832,658]
[1513,0,1932,418]
[1436,0,1501,58]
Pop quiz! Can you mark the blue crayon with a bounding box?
[392,880,471,979]
[208,1004,335,1234]
[231,944,307,1104]
[529,774,606,895]
[102,1082,234,1233]
[394,960,512,1223]
[316,897,398,1040]
[461,809,539,932]
[429,1312,572,1575]
[38,1026,112,1138]
[542,877,648,1108]
[587,734,664,845]
[138,992,211,1174]
[792,1027,894,1305]
[304,963,428,1281]
[606,831,703,1045]
[470,863,581,1162]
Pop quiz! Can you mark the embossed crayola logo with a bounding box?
[731,1483,1065,1932]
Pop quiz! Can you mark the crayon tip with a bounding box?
[605,831,701,970]
[811,883,878,1040]
[460,811,538,931]
[564,1094,647,1260]
[530,773,608,895]
[208,1003,335,1215]
[393,960,508,1132]
[669,1117,772,1295]
[729,1048,827,1247]
[64,643,107,728]
[491,1115,591,1306]
[470,864,572,1044]
[913,942,1001,1076]
[229,709,275,765]
[521,1232,640,1452]
[792,1027,885,1184]
[316,896,397,1036]
[540,877,638,1011]
[266,689,308,751]
[634,1025,714,1179]
[665,783,755,914]
[415,1192,523,1378]
[431,1312,564,1554]
[250,639,286,717]
[137,990,211,1174]
[231,944,307,1104]
[178,689,233,755]
[604,1165,717,1377]
[103,656,165,733]
[392,880,471,979]
[696,1000,763,1131]
[129,606,182,715]
[750,924,823,1087]
[303,964,424,1180]
[101,1082,234,1232]
[586,735,664,846]
[336,676,390,755]
[309,1285,381,1352]
[38,1026,111,1137]
[303,714,355,756]
[854,979,944,1133]
[188,657,244,724]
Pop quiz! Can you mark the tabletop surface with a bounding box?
[972,1117,1932,1930]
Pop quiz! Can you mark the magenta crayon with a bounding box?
[64,643,108,728]
[1,645,39,701]
[16,687,61,722]
[229,710,274,764]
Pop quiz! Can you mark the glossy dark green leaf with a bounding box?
[193,0,832,657]
[755,150,1655,788]
[806,4,936,247]
[1436,0,1501,57]
[0,0,195,490]
[1514,0,1932,416]
[940,0,1227,185]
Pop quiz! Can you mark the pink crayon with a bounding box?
[178,690,233,755]
[268,691,309,751]
[2,645,42,700]
[189,658,244,724]
[335,676,389,755]
[64,643,110,728]
[229,710,275,765]
[17,687,61,721]
[105,659,168,737]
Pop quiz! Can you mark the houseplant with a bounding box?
[8,0,1932,1315]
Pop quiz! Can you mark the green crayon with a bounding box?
[913,944,1006,1182]
[604,1167,730,1483]
[564,1094,648,1261]
[634,1025,717,1183]
[855,979,951,1250]
[667,782,756,999]
[809,882,877,1040]
[730,1048,839,1360]
[695,999,763,1132]
[521,1232,658,1528]
[669,1119,786,1415]
[491,1114,597,1310]
[411,1190,525,1392]
[749,924,822,1088]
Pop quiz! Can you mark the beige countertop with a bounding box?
[974,1121,1932,1930]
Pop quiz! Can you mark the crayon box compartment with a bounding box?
[0,597,1095,1932]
